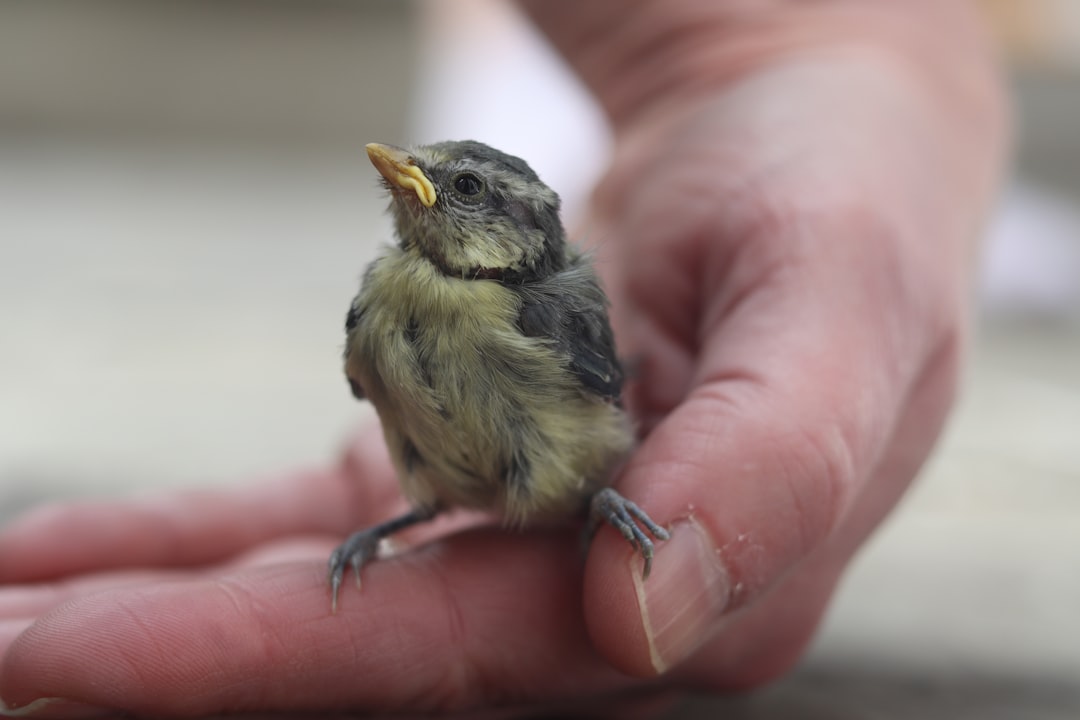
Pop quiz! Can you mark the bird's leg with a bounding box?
[328,505,440,612]
[586,488,671,579]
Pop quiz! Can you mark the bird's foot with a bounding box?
[327,506,440,612]
[327,529,383,613]
[587,487,671,579]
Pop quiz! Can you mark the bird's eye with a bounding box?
[453,172,484,197]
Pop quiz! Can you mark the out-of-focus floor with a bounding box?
[1,2,1079,718]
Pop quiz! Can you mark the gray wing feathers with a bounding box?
[516,255,624,403]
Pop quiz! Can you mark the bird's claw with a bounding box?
[327,530,382,612]
[588,487,671,579]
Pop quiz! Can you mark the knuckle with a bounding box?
[785,417,860,551]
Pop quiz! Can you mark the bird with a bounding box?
[329,140,669,610]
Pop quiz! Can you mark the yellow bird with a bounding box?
[331,140,669,610]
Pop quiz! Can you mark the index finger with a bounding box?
[0,528,629,716]
[0,430,401,583]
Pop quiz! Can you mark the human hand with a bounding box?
[542,0,1009,683]
[0,1,1005,716]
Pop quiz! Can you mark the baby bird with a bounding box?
[330,140,668,609]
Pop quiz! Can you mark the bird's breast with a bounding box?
[347,248,630,520]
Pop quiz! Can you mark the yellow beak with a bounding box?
[365,143,437,208]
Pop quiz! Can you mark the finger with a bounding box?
[0,524,499,627]
[0,529,631,716]
[0,537,333,624]
[674,335,962,690]
[0,574,173,623]
[584,198,949,677]
[0,620,32,660]
[0,429,401,583]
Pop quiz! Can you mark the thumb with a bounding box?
[583,209,943,678]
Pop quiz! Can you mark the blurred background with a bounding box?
[0,1,1077,717]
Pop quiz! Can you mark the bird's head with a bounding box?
[366,140,567,281]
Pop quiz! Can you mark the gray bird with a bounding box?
[330,140,669,609]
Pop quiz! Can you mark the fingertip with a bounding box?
[583,527,654,677]
[0,564,331,715]
[0,619,34,667]
[585,517,731,678]
[0,503,131,584]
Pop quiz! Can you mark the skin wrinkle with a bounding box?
[624,247,697,334]
[626,311,696,415]
[696,249,792,386]
[640,379,857,608]
[638,424,718,489]
[105,597,174,705]
[613,121,823,380]
[689,142,922,353]
[209,577,293,697]
[339,609,368,695]
[233,565,416,712]
[622,332,694,434]
[790,206,928,416]
[275,610,322,692]
[683,331,966,692]
[330,567,426,707]
[179,593,268,713]
[392,544,597,713]
[687,371,769,439]
[768,343,888,543]
[620,239,700,375]
[687,198,930,533]
[425,553,522,711]
[358,602,427,692]
[425,562,483,711]
[785,420,858,556]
